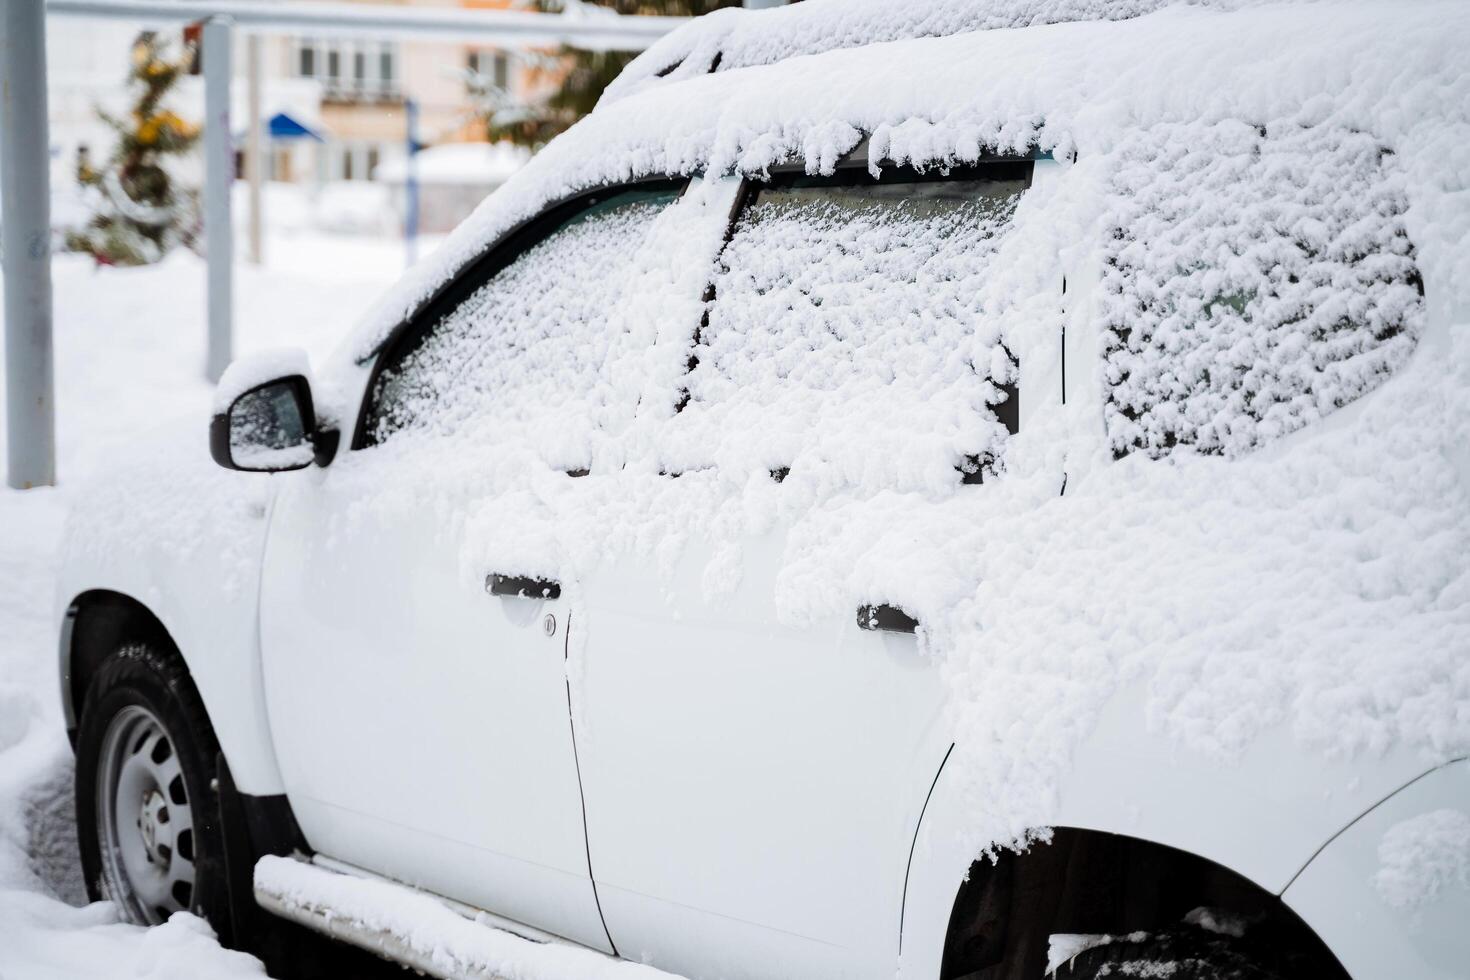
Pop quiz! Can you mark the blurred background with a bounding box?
[51,0,747,254]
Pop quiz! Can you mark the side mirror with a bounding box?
[210,350,339,472]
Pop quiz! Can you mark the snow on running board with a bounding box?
[253,855,683,980]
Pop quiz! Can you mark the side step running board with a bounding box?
[254,855,679,980]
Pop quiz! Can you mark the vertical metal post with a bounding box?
[1,0,57,489]
[405,97,419,269]
[245,31,264,266]
[203,17,234,381]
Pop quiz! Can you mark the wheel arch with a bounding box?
[930,825,1350,980]
[59,582,287,797]
[897,760,1359,980]
[61,589,179,742]
[65,591,315,956]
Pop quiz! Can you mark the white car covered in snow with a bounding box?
[56,2,1470,979]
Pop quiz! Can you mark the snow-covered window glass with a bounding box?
[667,169,1027,489]
[1102,122,1424,458]
[366,187,681,460]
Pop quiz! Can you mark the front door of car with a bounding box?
[258,182,687,948]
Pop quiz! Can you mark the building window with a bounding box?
[468,49,510,91]
[330,141,388,182]
[296,39,400,100]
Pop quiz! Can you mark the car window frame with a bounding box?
[351,176,690,452]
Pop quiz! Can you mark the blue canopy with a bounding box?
[266,112,323,142]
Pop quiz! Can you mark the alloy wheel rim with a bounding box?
[95,704,197,924]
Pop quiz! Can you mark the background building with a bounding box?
[45,0,547,239]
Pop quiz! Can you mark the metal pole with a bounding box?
[2,0,57,489]
[202,17,233,381]
[245,31,263,266]
[742,0,787,7]
[405,97,419,269]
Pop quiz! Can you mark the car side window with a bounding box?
[667,166,1030,486]
[362,186,680,450]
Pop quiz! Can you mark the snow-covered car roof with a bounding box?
[599,0,1246,105]
[344,0,1469,368]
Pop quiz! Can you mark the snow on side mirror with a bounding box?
[210,349,339,472]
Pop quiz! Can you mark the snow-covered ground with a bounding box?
[0,231,414,978]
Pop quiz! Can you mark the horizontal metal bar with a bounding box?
[46,0,685,47]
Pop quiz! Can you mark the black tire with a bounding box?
[75,642,230,936]
[1054,927,1282,980]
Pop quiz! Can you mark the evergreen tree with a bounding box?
[66,32,201,266]
[475,0,743,150]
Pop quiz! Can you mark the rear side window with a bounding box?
[364,187,680,457]
[1102,122,1423,458]
[666,166,1030,487]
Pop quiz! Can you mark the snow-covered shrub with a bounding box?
[665,176,1026,488]
[1101,121,1424,458]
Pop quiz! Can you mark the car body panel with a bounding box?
[1282,759,1470,980]
[897,679,1449,979]
[55,453,287,796]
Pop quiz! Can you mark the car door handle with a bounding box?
[856,603,918,634]
[485,574,561,600]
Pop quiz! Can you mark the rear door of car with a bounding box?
[574,159,1041,979]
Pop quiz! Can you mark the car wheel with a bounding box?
[75,643,229,931]
[1053,926,1281,980]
